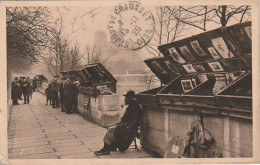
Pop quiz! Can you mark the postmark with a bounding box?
[107,1,155,50]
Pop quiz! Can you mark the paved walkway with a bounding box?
[8,92,152,159]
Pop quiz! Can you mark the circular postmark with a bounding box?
[107,1,155,50]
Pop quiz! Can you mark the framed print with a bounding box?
[164,61,177,73]
[168,47,186,64]
[244,26,252,39]
[181,79,194,92]
[182,64,196,73]
[193,64,207,72]
[208,47,222,59]
[198,74,208,83]
[208,62,225,72]
[190,40,207,57]
[151,61,167,74]
[179,45,196,61]
[211,37,235,58]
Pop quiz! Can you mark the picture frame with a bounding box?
[211,37,235,58]
[207,47,222,59]
[208,62,225,72]
[182,64,196,73]
[193,64,207,72]
[179,45,196,61]
[181,79,194,92]
[168,47,186,64]
[190,40,207,57]
[198,74,208,83]
[151,61,167,74]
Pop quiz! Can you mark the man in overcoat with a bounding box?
[51,76,60,108]
[21,78,30,104]
[94,90,142,155]
[11,77,20,105]
[63,77,75,114]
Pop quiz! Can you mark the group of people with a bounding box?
[45,75,79,114]
[11,76,34,105]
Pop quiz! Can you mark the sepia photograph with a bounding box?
[168,47,186,64]
[0,1,259,164]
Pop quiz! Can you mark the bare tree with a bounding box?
[166,5,251,31]
[69,42,83,70]
[7,7,52,94]
[142,6,186,57]
[83,45,107,65]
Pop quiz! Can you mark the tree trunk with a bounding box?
[221,5,227,27]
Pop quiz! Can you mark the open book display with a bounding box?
[137,21,252,158]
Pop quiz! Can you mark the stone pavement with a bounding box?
[8,92,152,159]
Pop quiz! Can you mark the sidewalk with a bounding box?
[8,92,152,159]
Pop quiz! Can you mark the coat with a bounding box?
[104,101,142,152]
[45,87,52,99]
[22,81,31,95]
[11,81,19,100]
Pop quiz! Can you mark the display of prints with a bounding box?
[190,40,207,57]
[208,62,225,72]
[198,74,208,83]
[193,64,206,72]
[207,47,222,59]
[181,79,194,92]
[151,61,167,74]
[179,46,195,61]
[244,26,252,39]
[182,64,196,73]
[211,37,235,58]
[83,69,92,78]
[168,47,186,64]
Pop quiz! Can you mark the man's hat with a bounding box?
[123,90,136,98]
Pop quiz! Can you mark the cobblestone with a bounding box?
[8,92,152,159]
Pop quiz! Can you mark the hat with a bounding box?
[123,90,136,98]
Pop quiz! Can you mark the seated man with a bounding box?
[94,90,142,155]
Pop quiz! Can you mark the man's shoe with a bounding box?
[94,149,110,155]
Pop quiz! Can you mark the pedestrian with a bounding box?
[11,77,20,105]
[21,78,31,104]
[94,90,142,155]
[18,77,23,100]
[64,77,74,114]
[27,81,33,99]
[51,76,60,108]
[32,77,37,92]
[71,81,79,113]
[26,77,33,99]
[45,84,52,106]
[59,78,66,112]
